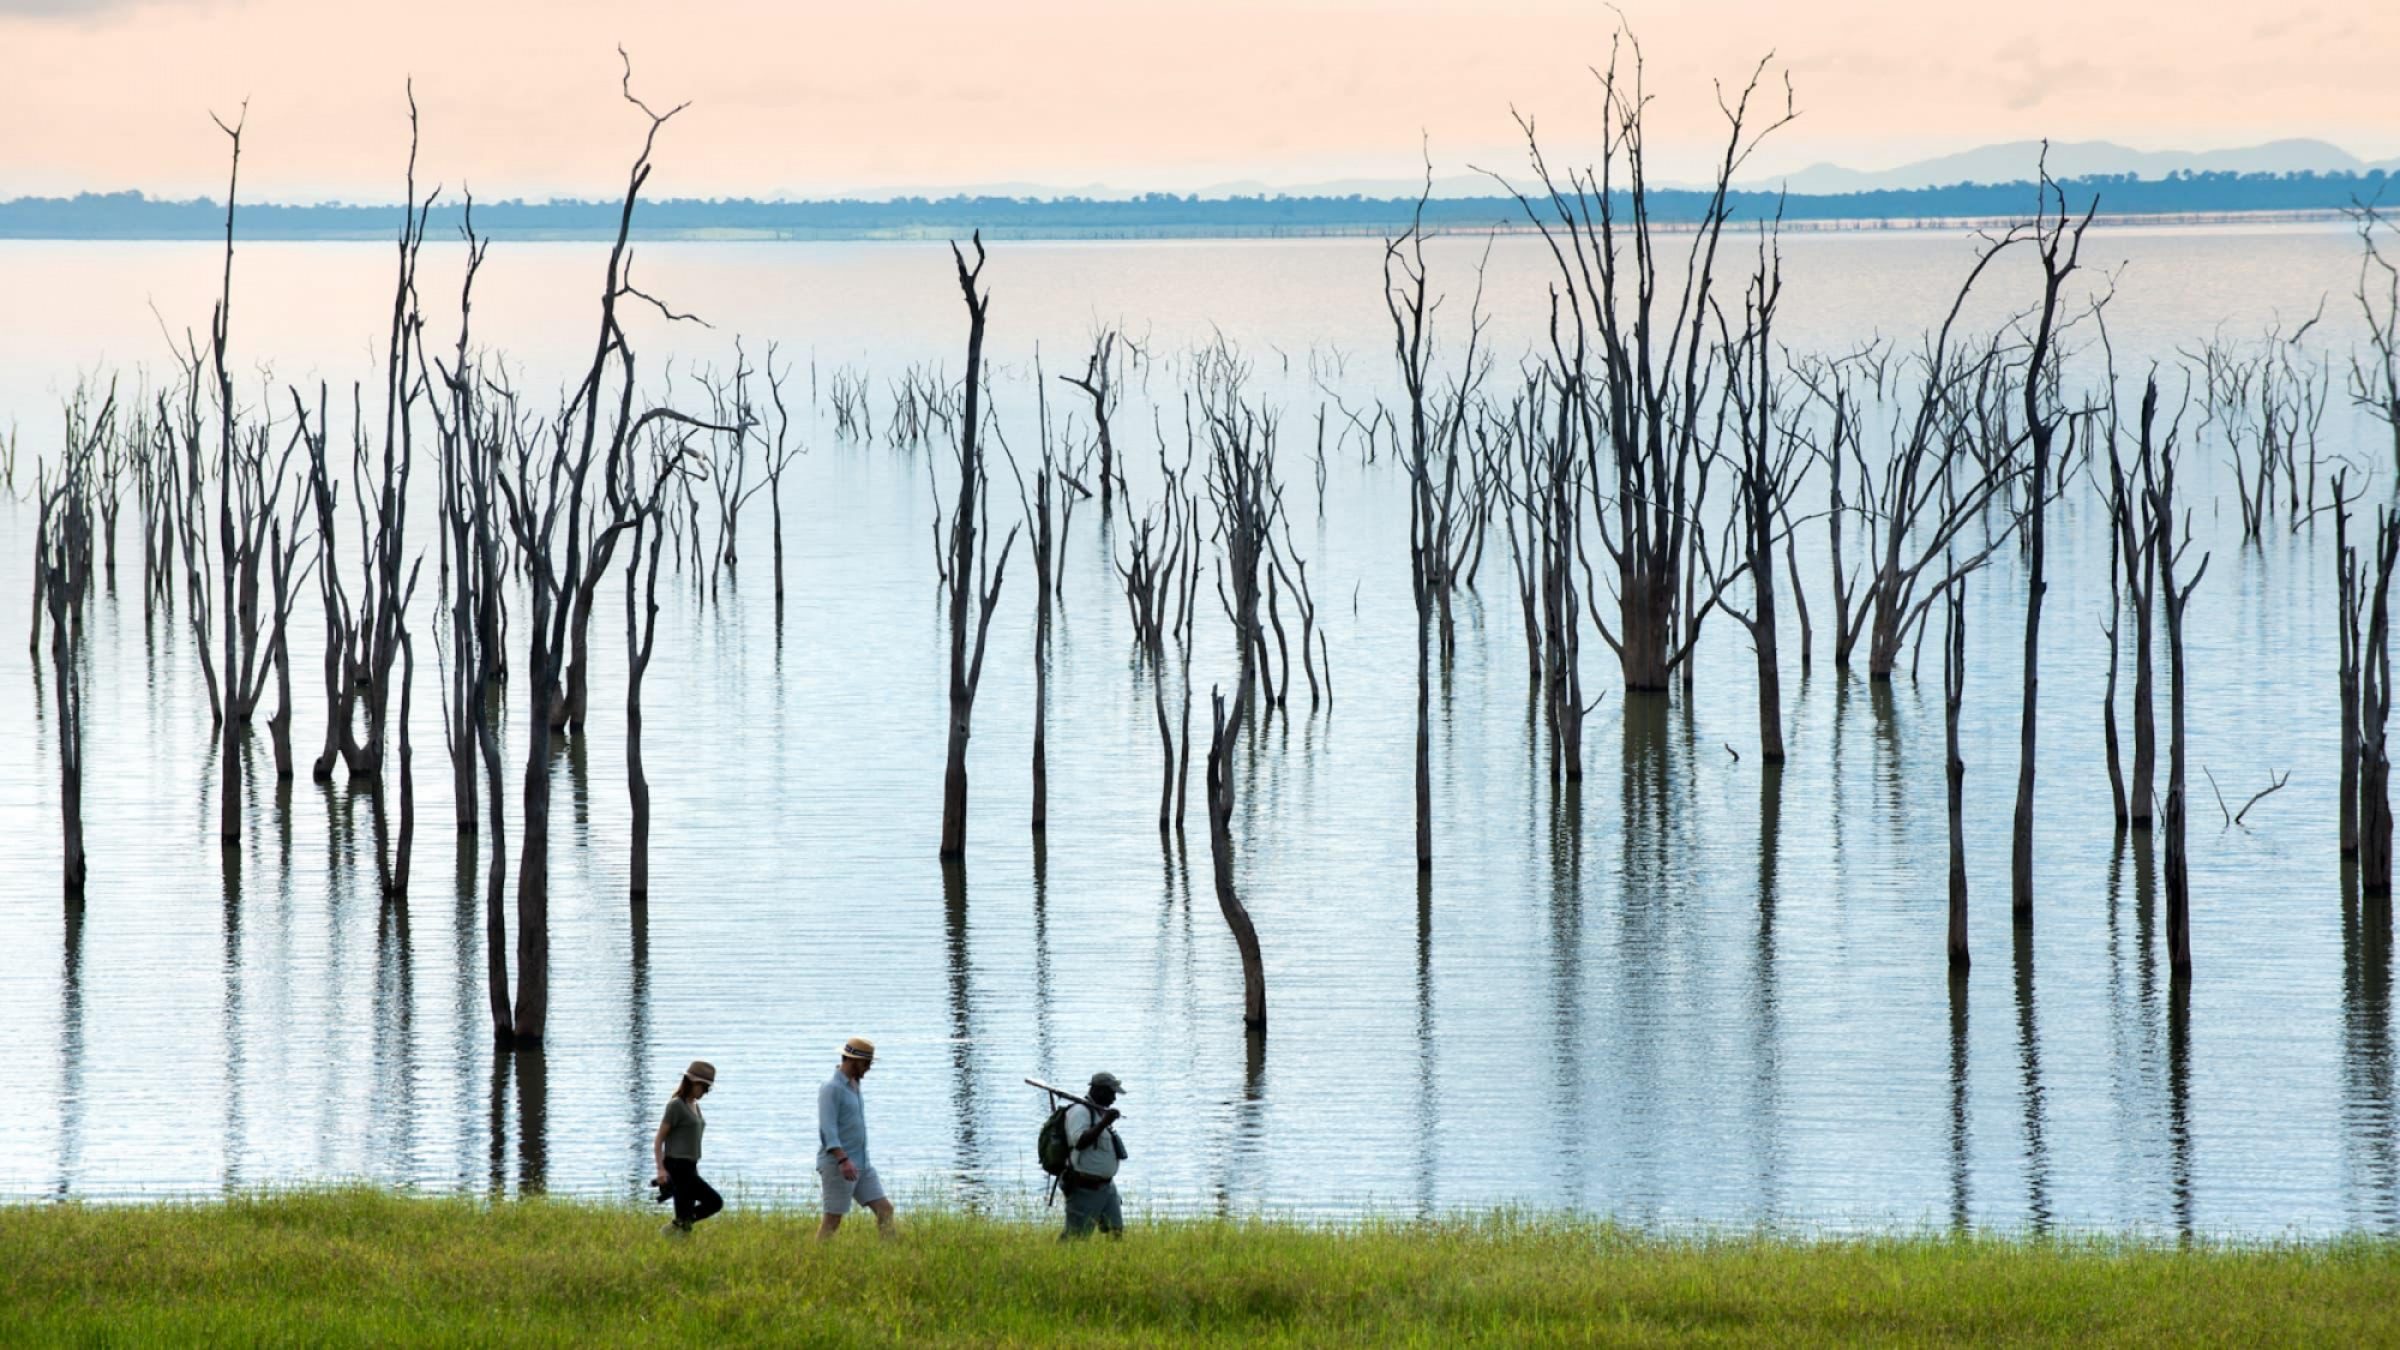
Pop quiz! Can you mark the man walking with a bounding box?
[1060,1072,1127,1239]
[817,1036,895,1240]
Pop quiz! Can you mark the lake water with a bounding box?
[1,224,2395,1236]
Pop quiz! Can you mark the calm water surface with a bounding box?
[0,226,2394,1235]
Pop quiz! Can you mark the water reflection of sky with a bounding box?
[1,226,2395,1236]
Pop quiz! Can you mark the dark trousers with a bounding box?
[1061,1175,1122,1238]
[664,1156,722,1228]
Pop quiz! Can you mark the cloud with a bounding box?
[1989,36,2106,113]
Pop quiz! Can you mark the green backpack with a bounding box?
[1037,1104,1074,1177]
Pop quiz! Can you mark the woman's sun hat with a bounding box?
[683,1060,717,1086]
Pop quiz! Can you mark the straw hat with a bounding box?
[841,1036,876,1063]
[682,1060,717,1086]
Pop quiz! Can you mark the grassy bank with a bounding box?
[2,1190,2395,1345]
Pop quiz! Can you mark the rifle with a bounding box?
[1025,1078,1125,1206]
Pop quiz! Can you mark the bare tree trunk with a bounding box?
[2011,178,2094,923]
[2365,513,2398,897]
[1415,583,1433,868]
[2339,477,2364,856]
[269,613,295,780]
[2148,380,2209,976]
[1946,579,1967,968]
[393,631,415,899]
[1207,687,1268,1028]
[480,674,511,1042]
[938,235,1017,861]
[2102,518,2127,827]
[514,586,554,1041]
[628,519,665,898]
[40,482,89,893]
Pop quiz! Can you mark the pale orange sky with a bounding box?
[1,0,2394,200]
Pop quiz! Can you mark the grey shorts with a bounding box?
[817,1154,886,1214]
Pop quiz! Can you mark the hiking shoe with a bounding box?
[662,1221,690,1239]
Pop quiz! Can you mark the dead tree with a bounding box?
[156,355,224,733]
[1384,176,1491,868]
[1498,350,1590,780]
[2009,167,2099,925]
[1118,452,1200,833]
[38,420,104,893]
[2145,379,2208,973]
[761,342,805,610]
[92,407,125,591]
[425,200,497,836]
[1002,366,1082,834]
[492,53,708,1045]
[1710,222,1805,762]
[1494,30,1792,691]
[701,342,764,591]
[1059,327,1126,513]
[2348,204,2400,475]
[934,232,1020,861]
[2103,363,2161,830]
[202,107,252,844]
[624,433,696,899]
[1945,577,1968,968]
[1268,522,1325,713]
[424,225,515,1039]
[1201,369,1279,1030]
[1804,263,2029,682]
[2367,510,2400,898]
[304,97,433,900]
[198,125,311,848]
[2338,471,2366,856]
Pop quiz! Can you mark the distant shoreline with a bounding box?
[0,208,2358,244]
[0,172,2383,243]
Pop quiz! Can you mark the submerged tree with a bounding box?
[1059,326,1127,514]
[2143,376,2208,975]
[932,233,1020,861]
[1711,221,1806,762]
[37,401,108,894]
[1001,366,1088,835]
[760,343,806,613]
[2337,472,2366,857]
[1496,29,1792,691]
[2009,165,2099,925]
[624,430,698,899]
[1117,448,1200,833]
[1201,364,1280,1030]
[1384,177,1490,868]
[1803,275,2027,682]
[1945,577,1968,969]
[2349,204,2400,475]
[2367,510,2399,899]
[490,53,714,1045]
[2104,361,2161,832]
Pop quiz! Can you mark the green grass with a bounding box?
[1,1190,2395,1346]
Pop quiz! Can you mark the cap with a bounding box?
[1089,1071,1124,1096]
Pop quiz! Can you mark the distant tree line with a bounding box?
[2,169,2392,241]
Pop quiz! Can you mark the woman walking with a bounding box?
[653,1060,722,1237]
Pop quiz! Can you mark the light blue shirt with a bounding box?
[818,1069,869,1165]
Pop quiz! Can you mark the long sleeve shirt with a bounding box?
[818,1070,869,1165]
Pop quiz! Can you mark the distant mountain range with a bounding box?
[840,139,2400,203]
[1751,138,2400,196]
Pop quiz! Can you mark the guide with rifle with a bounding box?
[1029,1073,1129,1239]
